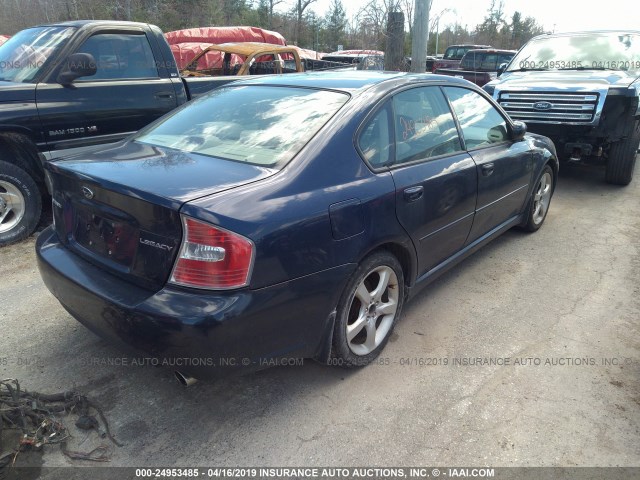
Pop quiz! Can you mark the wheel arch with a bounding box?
[0,131,46,191]
[359,240,417,290]
[314,239,416,364]
[547,154,559,188]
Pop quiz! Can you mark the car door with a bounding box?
[36,29,179,158]
[442,86,534,244]
[386,86,478,277]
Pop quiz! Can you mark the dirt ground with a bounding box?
[0,163,639,475]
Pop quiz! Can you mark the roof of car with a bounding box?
[36,20,151,29]
[532,30,640,39]
[445,44,492,49]
[463,48,517,55]
[229,71,476,93]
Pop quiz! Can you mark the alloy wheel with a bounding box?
[346,265,400,356]
[0,180,26,234]
[532,171,552,225]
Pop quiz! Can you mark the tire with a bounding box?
[331,251,405,367]
[0,160,42,246]
[605,120,639,186]
[521,164,554,233]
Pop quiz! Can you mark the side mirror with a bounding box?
[511,120,527,141]
[57,53,97,85]
[497,62,508,77]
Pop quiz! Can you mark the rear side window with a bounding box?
[76,33,158,80]
[443,87,508,149]
[392,87,463,164]
[358,102,392,168]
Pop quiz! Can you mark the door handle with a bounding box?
[481,163,495,176]
[403,186,424,202]
[154,91,174,100]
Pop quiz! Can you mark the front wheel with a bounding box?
[331,251,405,367]
[0,160,42,246]
[521,165,554,233]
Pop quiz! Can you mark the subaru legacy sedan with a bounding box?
[37,72,558,382]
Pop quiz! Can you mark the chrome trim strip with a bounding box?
[476,184,529,213]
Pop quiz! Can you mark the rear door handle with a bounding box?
[403,186,424,202]
[154,91,174,100]
[481,163,495,176]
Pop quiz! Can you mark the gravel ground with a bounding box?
[0,163,638,476]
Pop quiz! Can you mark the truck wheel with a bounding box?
[0,160,42,246]
[605,120,640,186]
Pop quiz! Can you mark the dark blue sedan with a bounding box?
[37,72,558,383]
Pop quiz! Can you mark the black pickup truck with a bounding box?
[484,31,640,185]
[0,20,239,245]
[435,49,516,86]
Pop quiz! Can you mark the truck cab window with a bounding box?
[76,33,158,80]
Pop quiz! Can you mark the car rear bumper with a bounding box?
[36,227,353,379]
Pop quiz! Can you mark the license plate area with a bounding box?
[74,207,137,267]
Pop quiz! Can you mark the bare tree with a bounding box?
[399,0,413,35]
[356,0,400,50]
[268,0,284,29]
[292,0,317,45]
[0,0,546,54]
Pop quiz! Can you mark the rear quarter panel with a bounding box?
[181,91,414,290]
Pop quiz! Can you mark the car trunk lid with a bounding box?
[47,142,275,290]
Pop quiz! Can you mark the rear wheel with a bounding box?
[331,251,405,367]
[0,160,42,246]
[605,120,639,186]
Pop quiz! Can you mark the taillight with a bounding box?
[170,216,254,290]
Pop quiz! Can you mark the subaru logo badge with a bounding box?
[81,186,94,200]
[533,101,553,111]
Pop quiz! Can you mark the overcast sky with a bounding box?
[300,0,639,33]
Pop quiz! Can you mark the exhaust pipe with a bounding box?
[174,371,197,387]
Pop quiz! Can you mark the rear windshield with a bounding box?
[444,47,465,60]
[135,85,349,169]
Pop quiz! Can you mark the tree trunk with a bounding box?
[384,11,405,71]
